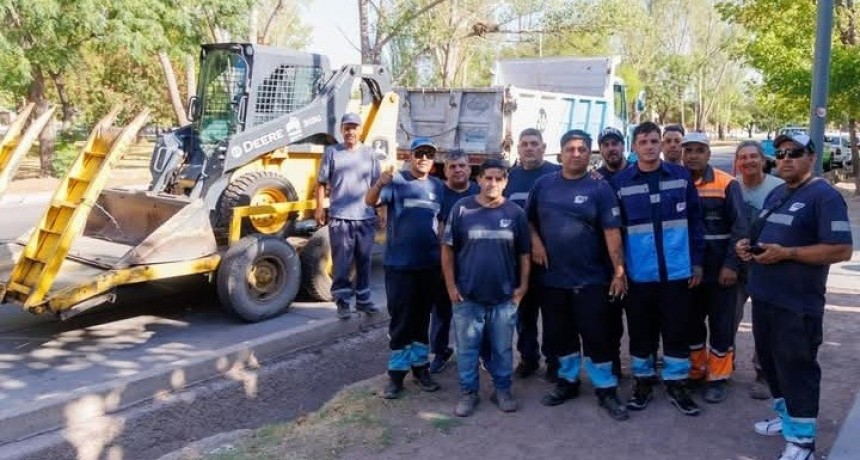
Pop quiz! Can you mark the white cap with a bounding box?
[774,133,812,150]
[681,132,710,146]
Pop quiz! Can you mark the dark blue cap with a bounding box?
[560,129,593,149]
[410,137,437,151]
[598,127,624,144]
[341,112,362,125]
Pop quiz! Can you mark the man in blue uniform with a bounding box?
[528,129,629,420]
[429,150,480,374]
[316,112,381,319]
[682,132,748,403]
[443,159,531,417]
[611,121,705,416]
[662,124,685,165]
[366,138,445,399]
[504,128,561,380]
[736,133,853,460]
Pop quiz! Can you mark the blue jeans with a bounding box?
[453,299,517,393]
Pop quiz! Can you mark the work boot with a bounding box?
[777,442,815,460]
[544,361,560,384]
[515,360,539,378]
[749,374,771,400]
[541,380,581,406]
[411,365,441,392]
[429,348,454,374]
[627,378,654,411]
[354,302,380,314]
[666,380,702,416]
[335,300,351,319]
[490,389,518,413]
[703,380,728,404]
[596,387,630,421]
[454,391,479,417]
[381,371,406,399]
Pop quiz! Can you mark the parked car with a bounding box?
[829,134,855,168]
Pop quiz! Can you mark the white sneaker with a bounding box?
[778,442,815,460]
[754,417,783,436]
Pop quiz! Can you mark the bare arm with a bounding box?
[754,243,853,266]
[364,170,393,206]
[441,244,462,302]
[603,227,627,297]
[529,222,548,268]
[513,253,531,305]
[314,183,327,226]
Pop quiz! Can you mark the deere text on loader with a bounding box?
[0,43,399,322]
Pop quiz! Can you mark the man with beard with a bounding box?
[662,124,685,165]
[429,150,480,374]
[366,138,445,399]
[504,128,561,380]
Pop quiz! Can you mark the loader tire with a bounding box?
[218,171,298,238]
[300,225,336,301]
[217,234,300,322]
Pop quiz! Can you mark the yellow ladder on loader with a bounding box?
[2,107,150,309]
[0,104,57,196]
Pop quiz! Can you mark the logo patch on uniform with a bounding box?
[499,219,512,228]
[611,207,620,217]
[789,202,805,212]
[428,192,437,200]
[676,202,686,212]
[574,195,588,204]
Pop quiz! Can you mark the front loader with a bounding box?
[0,43,399,322]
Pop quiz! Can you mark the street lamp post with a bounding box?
[809,0,834,176]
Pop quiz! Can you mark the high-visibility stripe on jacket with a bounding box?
[693,166,748,281]
[611,161,705,283]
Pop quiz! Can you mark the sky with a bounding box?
[305,0,362,67]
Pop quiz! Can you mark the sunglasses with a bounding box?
[413,149,436,159]
[774,148,808,160]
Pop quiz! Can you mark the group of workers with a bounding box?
[315,112,853,460]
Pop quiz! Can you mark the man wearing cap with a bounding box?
[443,159,531,417]
[504,128,561,380]
[610,121,705,416]
[429,150,480,374]
[316,112,381,319]
[733,140,784,400]
[736,133,853,460]
[528,129,629,420]
[595,126,630,377]
[366,137,445,399]
[682,132,748,403]
[662,124,685,164]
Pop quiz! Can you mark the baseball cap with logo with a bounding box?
[773,133,814,152]
[681,132,710,146]
[598,127,625,144]
[341,112,362,125]
[560,129,593,149]
[410,137,437,151]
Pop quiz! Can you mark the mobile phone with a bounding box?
[748,245,766,255]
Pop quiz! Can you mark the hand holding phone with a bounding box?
[748,244,766,256]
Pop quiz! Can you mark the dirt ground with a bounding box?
[184,292,860,460]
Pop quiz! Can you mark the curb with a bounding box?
[830,390,860,460]
[0,309,390,446]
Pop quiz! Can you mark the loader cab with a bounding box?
[189,44,332,157]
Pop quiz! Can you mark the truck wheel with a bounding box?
[217,235,300,322]
[218,171,298,237]
[300,226,336,301]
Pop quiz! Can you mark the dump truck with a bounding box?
[395,56,630,171]
[0,43,399,322]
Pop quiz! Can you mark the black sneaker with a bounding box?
[544,361,560,384]
[666,381,702,416]
[515,360,539,378]
[381,378,404,399]
[703,380,728,404]
[627,378,654,411]
[335,301,351,319]
[354,302,380,314]
[541,380,581,406]
[455,392,479,417]
[411,366,441,392]
[597,387,630,421]
[429,348,454,374]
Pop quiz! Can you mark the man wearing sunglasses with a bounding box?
[366,137,445,399]
[681,132,748,404]
[735,133,853,460]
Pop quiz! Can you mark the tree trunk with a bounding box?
[718,122,725,140]
[359,0,373,64]
[850,118,859,196]
[49,71,75,131]
[29,67,56,177]
[186,54,197,103]
[158,51,190,126]
[249,6,259,44]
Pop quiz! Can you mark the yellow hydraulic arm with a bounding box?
[0,104,57,197]
[1,107,150,309]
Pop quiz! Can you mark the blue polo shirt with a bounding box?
[748,179,853,316]
[440,182,480,223]
[527,172,621,288]
[504,162,561,208]
[443,197,531,305]
[317,143,379,220]
[379,171,444,269]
